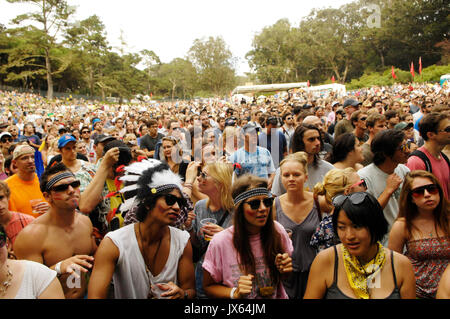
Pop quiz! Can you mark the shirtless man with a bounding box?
[13,162,97,299]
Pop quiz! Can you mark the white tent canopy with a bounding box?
[231,82,308,95]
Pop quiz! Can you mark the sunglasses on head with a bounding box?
[349,179,367,189]
[0,229,7,248]
[51,180,81,192]
[332,192,371,207]
[410,184,439,198]
[244,197,274,210]
[163,194,186,207]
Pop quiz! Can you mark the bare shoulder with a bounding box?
[314,245,335,267]
[16,217,49,241]
[76,212,93,228]
[390,249,412,269]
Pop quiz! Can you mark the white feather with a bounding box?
[119,184,138,193]
[148,170,182,189]
[119,175,140,182]
[119,197,138,212]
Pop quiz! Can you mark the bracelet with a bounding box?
[230,287,237,299]
[55,261,62,276]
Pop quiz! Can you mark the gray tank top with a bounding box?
[324,245,401,299]
[275,197,320,272]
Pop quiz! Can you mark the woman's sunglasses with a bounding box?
[348,179,367,190]
[332,192,371,207]
[410,184,439,198]
[51,180,81,192]
[163,194,186,207]
[244,197,274,210]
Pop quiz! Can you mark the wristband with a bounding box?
[55,261,62,276]
[230,287,237,299]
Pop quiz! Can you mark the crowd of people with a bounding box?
[0,80,449,300]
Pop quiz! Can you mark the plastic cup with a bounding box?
[151,283,170,299]
[200,218,217,241]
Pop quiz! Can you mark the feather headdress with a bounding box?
[117,159,186,226]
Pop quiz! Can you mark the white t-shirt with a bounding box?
[105,224,190,299]
[357,163,410,244]
[14,260,57,299]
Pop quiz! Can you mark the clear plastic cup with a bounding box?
[30,199,43,214]
[200,218,217,241]
[151,283,170,299]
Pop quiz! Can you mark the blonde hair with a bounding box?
[313,168,356,204]
[279,151,309,175]
[205,162,234,213]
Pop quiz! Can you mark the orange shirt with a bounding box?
[5,174,47,218]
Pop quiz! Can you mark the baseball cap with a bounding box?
[343,99,362,108]
[394,122,413,131]
[331,101,340,107]
[58,134,77,148]
[12,144,35,160]
[94,134,116,145]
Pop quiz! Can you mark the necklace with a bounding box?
[0,263,13,296]
[138,223,163,274]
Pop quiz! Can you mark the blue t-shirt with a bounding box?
[229,147,276,179]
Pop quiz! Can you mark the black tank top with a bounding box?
[324,245,401,299]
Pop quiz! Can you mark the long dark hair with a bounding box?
[327,132,357,164]
[291,124,323,167]
[231,174,283,287]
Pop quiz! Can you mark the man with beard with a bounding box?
[14,163,96,299]
[5,145,50,218]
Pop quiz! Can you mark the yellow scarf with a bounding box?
[342,242,386,299]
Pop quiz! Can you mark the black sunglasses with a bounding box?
[51,180,81,192]
[1,138,12,143]
[359,117,367,121]
[0,229,6,249]
[163,194,186,207]
[244,197,274,210]
[439,126,450,133]
[410,184,439,198]
[332,192,371,207]
[82,131,90,134]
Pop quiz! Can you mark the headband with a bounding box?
[233,187,271,206]
[46,172,76,192]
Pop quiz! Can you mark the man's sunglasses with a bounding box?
[410,184,439,198]
[244,197,274,210]
[163,194,186,207]
[0,229,6,249]
[439,126,450,133]
[348,179,367,190]
[51,180,81,192]
[81,131,90,134]
[359,117,367,121]
[332,192,372,207]
[1,138,12,143]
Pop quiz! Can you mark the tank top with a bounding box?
[405,237,450,299]
[105,224,190,299]
[275,197,320,272]
[324,246,401,299]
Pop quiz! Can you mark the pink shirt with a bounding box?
[406,146,449,200]
[202,221,293,299]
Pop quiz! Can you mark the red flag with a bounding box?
[419,57,422,75]
[391,66,397,79]
[331,75,335,83]
[150,92,153,98]
[410,62,415,77]
[307,80,310,87]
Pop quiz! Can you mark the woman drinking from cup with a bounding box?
[203,174,293,299]
[304,192,416,299]
[274,151,321,299]
[388,170,450,299]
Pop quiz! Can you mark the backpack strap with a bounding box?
[409,150,432,172]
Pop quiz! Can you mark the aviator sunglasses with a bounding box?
[410,184,439,198]
[244,197,274,210]
[332,192,373,208]
[51,180,81,192]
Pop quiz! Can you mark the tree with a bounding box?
[159,58,197,100]
[140,49,161,95]
[188,36,236,96]
[5,0,75,99]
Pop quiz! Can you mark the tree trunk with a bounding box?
[45,48,53,100]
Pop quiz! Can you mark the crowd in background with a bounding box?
[0,80,449,300]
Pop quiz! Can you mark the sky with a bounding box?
[1,0,355,75]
